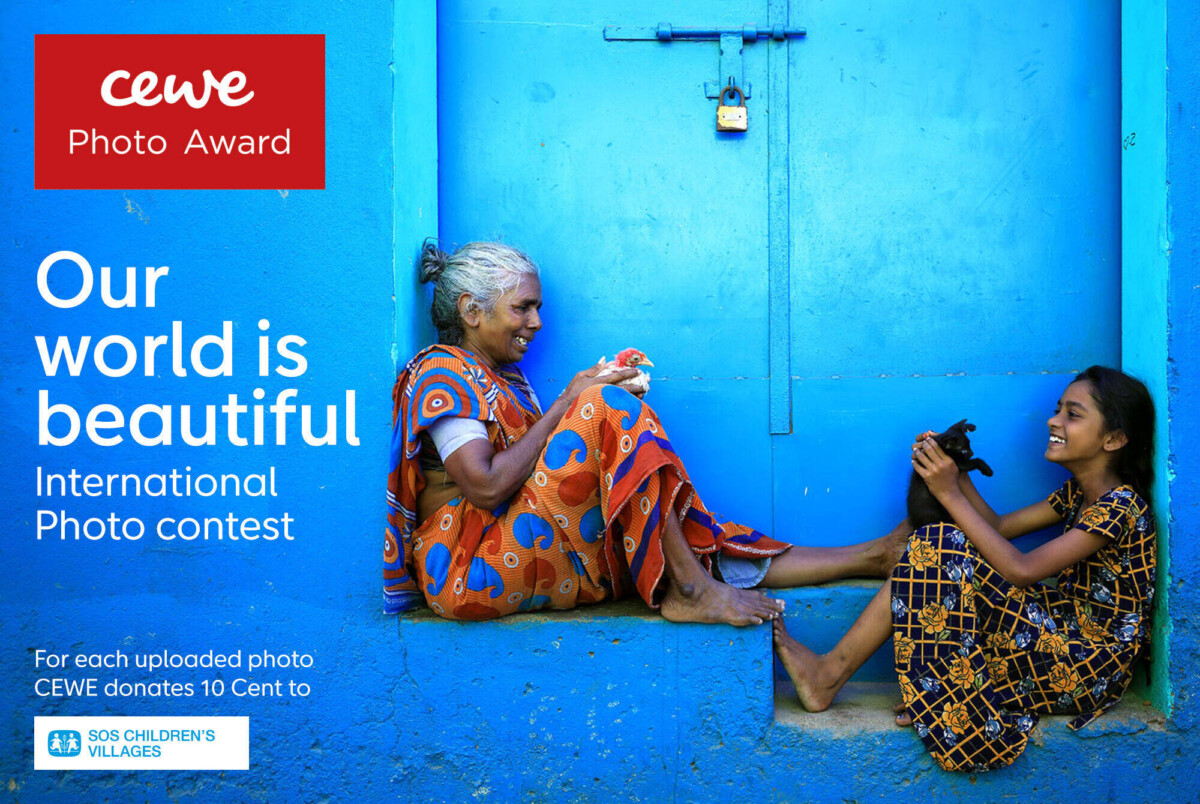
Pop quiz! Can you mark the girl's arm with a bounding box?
[955,471,1001,528]
[956,471,1062,540]
[915,441,1103,587]
[443,362,637,510]
[916,431,1059,539]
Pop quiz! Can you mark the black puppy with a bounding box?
[906,419,994,530]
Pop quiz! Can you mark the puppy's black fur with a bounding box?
[906,419,994,530]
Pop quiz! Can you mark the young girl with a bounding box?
[772,366,1157,772]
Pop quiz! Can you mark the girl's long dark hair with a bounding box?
[1072,366,1156,500]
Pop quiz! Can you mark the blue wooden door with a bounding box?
[435,2,1119,544]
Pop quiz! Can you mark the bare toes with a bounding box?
[748,595,779,619]
[763,594,786,616]
[745,590,784,619]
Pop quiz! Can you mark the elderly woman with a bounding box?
[384,242,901,622]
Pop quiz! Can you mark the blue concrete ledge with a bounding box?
[397,584,1188,801]
[3,588,1186,802]
[395,598,776,796]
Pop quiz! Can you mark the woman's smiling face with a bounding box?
[460,274,542,367]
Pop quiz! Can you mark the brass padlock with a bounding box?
[716,85,748,132]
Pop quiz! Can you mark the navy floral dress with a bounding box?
[890,481,1156,772]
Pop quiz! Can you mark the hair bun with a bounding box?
[419,240,448,284]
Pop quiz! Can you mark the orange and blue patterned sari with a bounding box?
[384,345,788,618]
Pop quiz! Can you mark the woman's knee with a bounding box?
[564,384,654,435]
[574,383,645,414]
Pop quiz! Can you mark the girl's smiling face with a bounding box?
[1046,379,1127,468]
[459,274,542,368]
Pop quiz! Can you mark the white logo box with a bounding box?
[35,716,249,770]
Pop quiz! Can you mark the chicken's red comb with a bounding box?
[615,347,647,367]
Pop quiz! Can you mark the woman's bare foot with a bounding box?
[868,520,912,576]
[772,619,845,712]
[660,574,784,626]
[893,701,913,726]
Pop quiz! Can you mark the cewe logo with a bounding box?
[35,35,325,190]
[48,730,82,757]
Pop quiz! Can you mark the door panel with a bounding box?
[435,2,1119,544]
[777,2,1118,543]
[437,0,774,524]
[787,3,1119,375]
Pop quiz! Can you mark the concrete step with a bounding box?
[395,587,1177,800]
[769,679,1168,799]
[773,678,1161,732]
[395,597,779,797]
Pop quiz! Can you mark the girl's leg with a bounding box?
[889,523,1037,771]
[772,579,894,711]
[759,519,912,587]
[659,507,786,626]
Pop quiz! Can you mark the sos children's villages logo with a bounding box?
[48,730,82,757]
[34,35,325,190]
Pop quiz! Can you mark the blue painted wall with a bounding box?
[1161,0,1200,733]
[1,0,404,799]
[1122,0,1173,713]
[394,0,439,362]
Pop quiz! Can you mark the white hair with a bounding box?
[420,241,540,345]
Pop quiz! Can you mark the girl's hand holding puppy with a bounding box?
[911,438,963,502]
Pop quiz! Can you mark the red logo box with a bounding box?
[35,35,325,190]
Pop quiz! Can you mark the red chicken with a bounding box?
[596,348,654,396]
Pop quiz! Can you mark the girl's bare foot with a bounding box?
[771,619,844,712]
[660,575,784,626]
[893,701,913,727]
